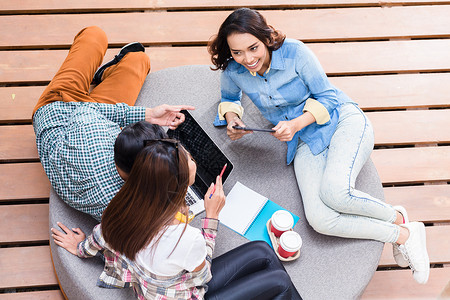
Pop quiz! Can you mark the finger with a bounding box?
[234,118,246,127]
[204,182,215,199]
[168,105,195,112]
[177,105,195,111]
[57,222,71,234]
[72,228,82,235]
[52,234,65,244]
[53,239,65,247]
[215,175,223,189]
[51,228,65,237]
[273,123,281,131]
[176,112,186,123]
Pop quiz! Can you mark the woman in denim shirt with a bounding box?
[208,8,429,284]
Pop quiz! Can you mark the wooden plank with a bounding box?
[330,73,450,110]
[0,86,45,124]
[0,204,49,244]
[308,39,450,75]
[0,163,51,201]
[1,74,449,123]
[368,110,450,146]
[362,267,450,298]
[3,0,450,14]
[0,125,38,162]
[0,246,58,289]
[384,185,450,223]
[379,225,450,267]
[371,146,450,185]
[0,290,64,300]
[2,40,450,84]
[2,6,450,48]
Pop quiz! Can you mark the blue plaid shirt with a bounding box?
[33,101,146,221]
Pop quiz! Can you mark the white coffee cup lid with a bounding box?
[279,231,302,252]
[271,210,294,231]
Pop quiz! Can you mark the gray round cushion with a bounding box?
[49,65,384,299]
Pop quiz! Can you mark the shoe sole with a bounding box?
[92,42,145,84]
[413,222,430,284]
[393,206,410,267]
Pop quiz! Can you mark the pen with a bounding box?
[209,163,227,199]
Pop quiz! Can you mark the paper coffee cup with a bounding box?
[270,210,294,237]
[278,231,302,258]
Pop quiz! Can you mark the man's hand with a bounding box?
[145,105,195,130]
[51,222,86,256]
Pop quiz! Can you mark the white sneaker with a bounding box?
[392,205,409,268]
[398,222,430,284]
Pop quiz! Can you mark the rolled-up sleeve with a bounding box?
[303,98,330,125]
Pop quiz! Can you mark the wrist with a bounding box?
[145,108,152,121]
[205,214,219,220]
[225,112,239,123]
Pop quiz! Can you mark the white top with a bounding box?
[135,224,207,276]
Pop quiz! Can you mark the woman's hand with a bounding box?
[225,112,252,141]
[272,120,299,142]
[145,104,195,130]
[51,222,86,256]
[204,176,226,219]
[272,112,316,142]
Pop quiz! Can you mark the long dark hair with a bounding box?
[208,8,286,71]
[102,140,190,260]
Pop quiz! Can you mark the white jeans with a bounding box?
[294,103,399,243]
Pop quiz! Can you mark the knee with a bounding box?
[304,209,334,236]
[246,241,275,259]
[319,176,349,212]
[74,26,108,53]
[125,51,151,73]
[78,26,107,43]
[267,270,292,293]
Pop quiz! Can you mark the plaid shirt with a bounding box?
[77,218,219,299]
[33,101,146,221]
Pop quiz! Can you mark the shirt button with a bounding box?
[269,96,272,99]
[285,116,288,120]
[264,79,267,82]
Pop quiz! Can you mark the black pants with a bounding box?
[205,241,302,300]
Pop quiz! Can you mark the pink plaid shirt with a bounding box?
[77,218,219,299]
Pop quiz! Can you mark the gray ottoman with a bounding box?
[49,65,384,299]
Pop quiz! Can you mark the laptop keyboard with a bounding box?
[185,187,201,206]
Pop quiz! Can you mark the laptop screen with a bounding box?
[167,110,233,196]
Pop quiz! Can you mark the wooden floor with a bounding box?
[0,1,449,299]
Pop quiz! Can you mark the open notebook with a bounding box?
[219,181,299,246]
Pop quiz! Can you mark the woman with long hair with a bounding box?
[52,131,301,299]
[208,7,429,284]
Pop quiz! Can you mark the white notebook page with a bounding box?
[219,181,268,235]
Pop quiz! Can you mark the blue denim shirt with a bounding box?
[214,38,354,164]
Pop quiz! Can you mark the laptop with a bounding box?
[167,110,233,215]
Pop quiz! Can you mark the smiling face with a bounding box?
[227,32,271,76]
